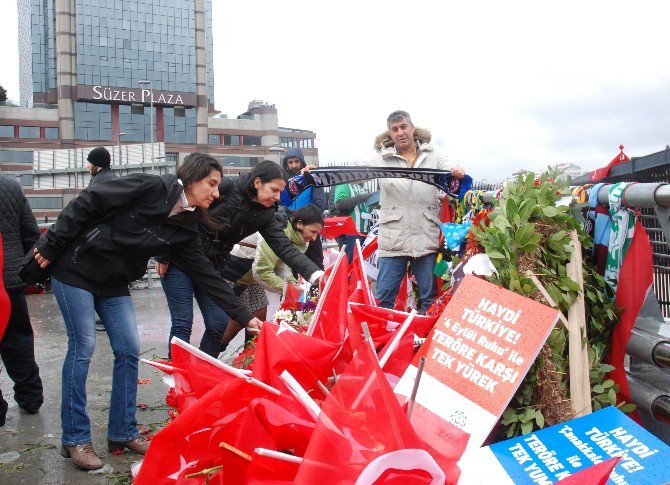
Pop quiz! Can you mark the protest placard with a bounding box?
[395,274,560,450]
[458,406,670,484]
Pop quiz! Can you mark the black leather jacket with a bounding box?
[36,173,257,325]
[205,173,320,280]
[0,175,40,289]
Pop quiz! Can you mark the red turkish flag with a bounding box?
[281,283,303,311]
[607,221,652,420]
[349,238,374,306]
[148,338,238,413]
[349,303,438,349]
[309,252,349,344]
[134,379,275,485]
[556,457,620,485]
[589,145,630,182]
[321,216,363,240]
[293,343,459,484]
[246,450,301,484]
[252,322,342,400]
[394,271,410,311]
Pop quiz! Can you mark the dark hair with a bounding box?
[246,160,287,195]
[290,204,324,229]
[175,152,223,228]
[387,110,412,127]
[177,152,223,187]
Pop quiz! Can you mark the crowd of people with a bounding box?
[0,110,465,471]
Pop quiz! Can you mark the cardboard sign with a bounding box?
[395,275,560,449]
[458,406,670,484]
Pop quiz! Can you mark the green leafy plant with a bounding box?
[470,170,626,441]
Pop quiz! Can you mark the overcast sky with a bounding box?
[2,1,669,182]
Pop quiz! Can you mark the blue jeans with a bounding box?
[162,265,229,357]
[52,278,140,446]
[376,253,437,313]
[336,234,367,263]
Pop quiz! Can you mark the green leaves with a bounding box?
[471,170,621,442]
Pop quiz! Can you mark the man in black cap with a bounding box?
[86,147,119,332]
[86,147,117,187]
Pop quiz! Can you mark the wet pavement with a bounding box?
[0,287,244,484]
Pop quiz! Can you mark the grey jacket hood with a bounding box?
[373,127,432,152]
[282,147,306,171]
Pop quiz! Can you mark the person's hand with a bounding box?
[156,261,169,278]
[246,317,264,334]
[300,164,317,175]
[33,248,51,269]
[450,165,466,179]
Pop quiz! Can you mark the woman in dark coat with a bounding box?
[157,160,324,356]
[31,153,261,471]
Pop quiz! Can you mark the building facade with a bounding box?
[2,0,318,218]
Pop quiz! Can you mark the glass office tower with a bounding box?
[19,0,215,146]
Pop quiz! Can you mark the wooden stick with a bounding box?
[407,356,426,420]
[525,272,569,330]
[566,231,593,417]
[184,465,222,479]
[220,441,252,461]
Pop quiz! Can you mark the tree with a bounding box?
[0,85,6,103]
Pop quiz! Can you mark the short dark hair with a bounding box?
[177,153,222,187]
[387,110,412,127]
[247,160,287,195]
[290,204,324,229]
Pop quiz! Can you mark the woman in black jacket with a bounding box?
[32,153,264,471]
[157,160,324,357]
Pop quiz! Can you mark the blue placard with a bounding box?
[488,406,669,484]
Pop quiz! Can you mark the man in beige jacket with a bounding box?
[360,110,465,312]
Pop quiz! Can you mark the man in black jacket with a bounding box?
[0,174,44,424]
[86,147,118,187]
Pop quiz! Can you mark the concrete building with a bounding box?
[1,0,318,219]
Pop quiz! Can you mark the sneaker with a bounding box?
[95,319,105,332]
[60,443,104,470]
[108,436,150,455]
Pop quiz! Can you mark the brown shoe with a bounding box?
[108,436,150,455]
[60,443,104,470]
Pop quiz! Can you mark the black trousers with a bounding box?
[0,288,44,412]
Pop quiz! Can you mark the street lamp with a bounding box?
[118,131,127,168]
[138,80,154,174]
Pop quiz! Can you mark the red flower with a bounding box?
[165,388,177,408]
[137,378,152,385]
[112,449,124,456]
[137,402,148,410]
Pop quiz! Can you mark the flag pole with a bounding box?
[170,337,280,395]
[354,238,374,304]
[279,370,321,420]
[378,309,417,368]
